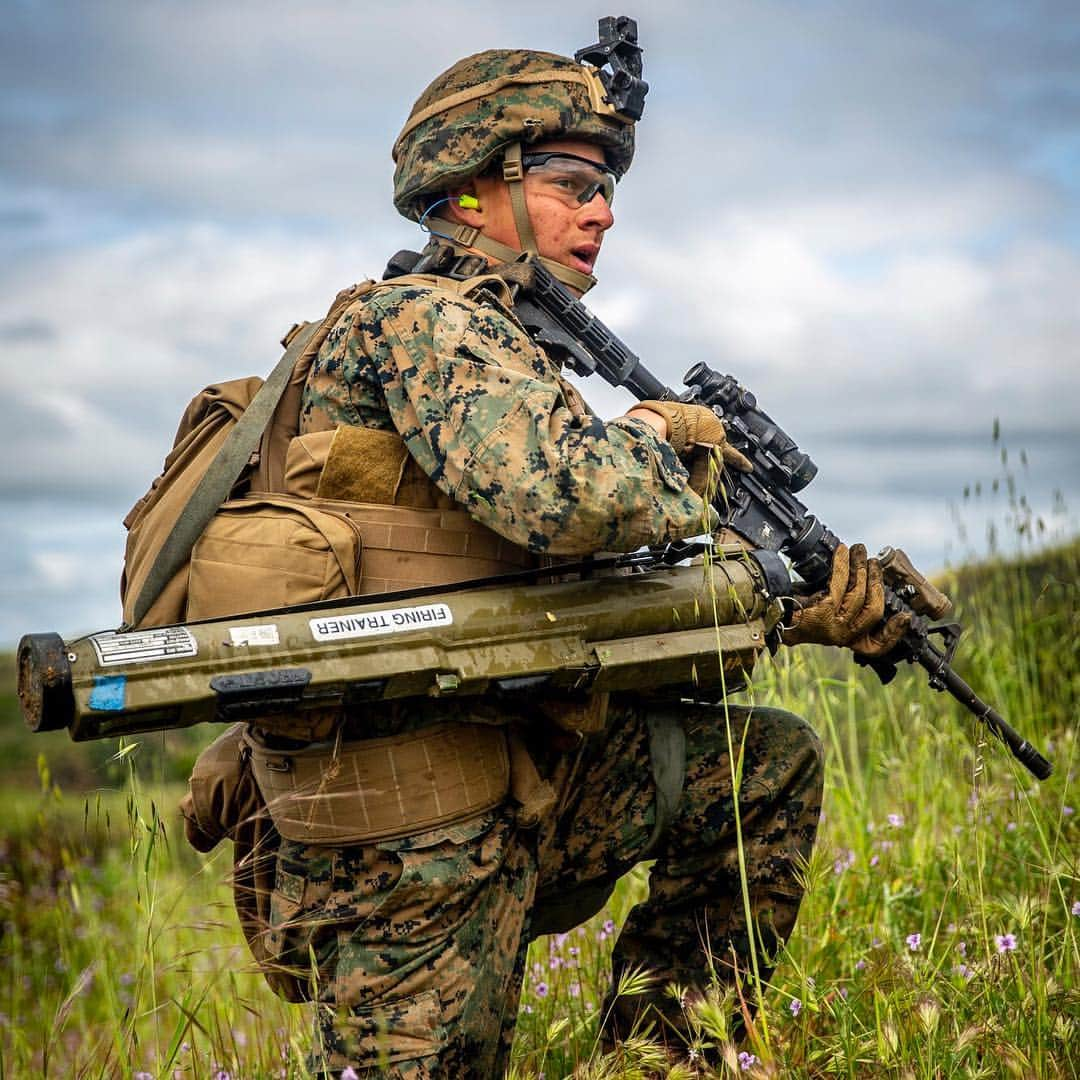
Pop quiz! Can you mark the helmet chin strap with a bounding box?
[423,141,598,295]
[501,142,539,254]
[425,216,597,295]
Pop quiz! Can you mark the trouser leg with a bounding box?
[533,700,823,1052]
[265,807,536,1079]
[607,703,824,1045]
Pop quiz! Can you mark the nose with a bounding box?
[579,192,614,231]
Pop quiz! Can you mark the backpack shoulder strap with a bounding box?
[126,280,374,629]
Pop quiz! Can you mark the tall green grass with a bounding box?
[2,536,1076,1078]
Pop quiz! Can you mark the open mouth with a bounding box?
[570,245,599,273]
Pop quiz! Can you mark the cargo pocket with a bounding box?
[334,988,447,1067]
[187,494,363,620]
[262,862,335,985]
[327,812,509,1066]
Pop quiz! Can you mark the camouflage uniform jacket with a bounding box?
[299,276,709,555]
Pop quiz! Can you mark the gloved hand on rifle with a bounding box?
[628,400,753,494]
[782,542,911,658]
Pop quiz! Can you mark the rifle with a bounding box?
[469,249,1051,780]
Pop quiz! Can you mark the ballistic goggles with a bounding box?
[520,151,617,208]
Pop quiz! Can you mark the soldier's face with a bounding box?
[466,139,615,279]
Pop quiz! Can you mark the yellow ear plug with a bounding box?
[457,194,480,209]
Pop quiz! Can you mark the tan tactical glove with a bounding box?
[783,542,911,658]
[633,400,753,472]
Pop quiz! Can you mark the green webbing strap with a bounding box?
[643,708,687,856]
[128,319,325,629]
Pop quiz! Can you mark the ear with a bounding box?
[444,184,483,228]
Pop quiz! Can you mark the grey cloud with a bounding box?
[0,318,56,343]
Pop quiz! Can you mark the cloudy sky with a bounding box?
[2,0,1078,645]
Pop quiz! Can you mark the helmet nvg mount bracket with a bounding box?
[575,15,648,123]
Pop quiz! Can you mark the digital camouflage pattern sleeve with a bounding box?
[301,281,710,554]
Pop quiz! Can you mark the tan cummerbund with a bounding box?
[345,502,535,594]
[245,722,510,844]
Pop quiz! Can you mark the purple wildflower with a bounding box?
[1072,901,1080,916]
[1006,821,1017,832]
[887,813,904,828]
[855,958,866,971]
[134,1073,153,1080]
[957,941,967,956]
[738,1050,758,1071]
[341,1069,360,1080]
[869,855,880,868]
[906,933,921,952]
[789,997,802,1017]
[535,981,549,998]
[1063,805,1074,816]
[995,933,1017,953]
[603,919,615,934]
[833,849,856,874]
[954,963,972,980]
[570,982,581,997]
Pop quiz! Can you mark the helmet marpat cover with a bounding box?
[392,49,635,221]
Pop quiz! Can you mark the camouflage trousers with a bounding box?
[263,700,823,1077]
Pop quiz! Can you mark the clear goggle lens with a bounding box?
[520,152,617,208]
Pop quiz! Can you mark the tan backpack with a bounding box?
[120,282,375,629]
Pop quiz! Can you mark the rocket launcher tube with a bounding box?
[19,551,781,743]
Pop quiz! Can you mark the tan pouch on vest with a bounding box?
[246,722,510,844]
[180,722,263,851]
[186,494,363,621]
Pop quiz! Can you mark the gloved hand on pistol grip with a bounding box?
[782,542,911,657]
[634,400,753,474]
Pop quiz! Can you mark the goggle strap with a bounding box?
[393,66,632,157]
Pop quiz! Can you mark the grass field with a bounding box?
[1,536,1076,1078]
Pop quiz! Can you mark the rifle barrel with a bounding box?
[914,639,1052,779]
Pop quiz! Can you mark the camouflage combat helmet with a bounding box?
[393,19,646,292]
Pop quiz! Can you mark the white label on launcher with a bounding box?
[309,603,453,642]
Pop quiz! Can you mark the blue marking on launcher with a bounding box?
[89,675,127,711]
